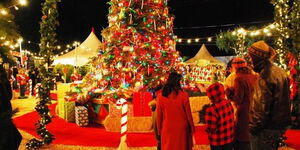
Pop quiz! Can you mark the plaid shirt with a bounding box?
[205,83,235,146]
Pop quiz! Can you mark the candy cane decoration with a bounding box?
[116,98,128,150]
[29,79,32,97]
[34,83,42,99]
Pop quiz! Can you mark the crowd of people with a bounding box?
[0,40,292,150]
[152,41,291,150]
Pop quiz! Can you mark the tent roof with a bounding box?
[53,29,101,66]
[184,44,225,66]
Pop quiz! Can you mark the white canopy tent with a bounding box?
[184,44,225,66]
[53,30,101,66]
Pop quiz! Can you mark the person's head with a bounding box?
[231,58,247,72]
[206,82,225,103]
[248,41,276,65]
[162,71,182,97]
[235,66,252,75]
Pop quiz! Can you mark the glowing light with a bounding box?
[269,24,276,29]
[266,33,272,36]
[19,0,27,6]
[187,39,191,43]
[195,38,200,42]
[17,38,23,43]
[4,41,10,45]
[57,45,61,49]
[237,28,245,34]
[263,29,269,33]
[207,37,212,42]
[178,39,182,43]
[1,9,8,15]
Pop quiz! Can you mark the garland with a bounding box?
[26,0,60,149]
[216,1,299,68]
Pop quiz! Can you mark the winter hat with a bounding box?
[206,82,225,103]
[248,41,276,60]
[231,58,247,70]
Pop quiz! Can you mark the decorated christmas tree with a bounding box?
[78,0,181,103]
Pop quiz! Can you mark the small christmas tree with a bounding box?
[80,0,181,102]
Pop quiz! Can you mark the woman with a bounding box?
[156,72,195,150]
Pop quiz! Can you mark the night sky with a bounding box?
[6,0,274,57]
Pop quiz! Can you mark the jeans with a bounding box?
[250,129,284,150]
[210,142,233,150]
[234,141,251,150]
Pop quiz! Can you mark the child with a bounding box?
[205,82,234,150]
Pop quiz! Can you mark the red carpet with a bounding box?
[13,105,299,148]
[13,104,208,147]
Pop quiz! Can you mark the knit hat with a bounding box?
[231,58,247,70]
[248,41,276,60]
[206,82,225,103]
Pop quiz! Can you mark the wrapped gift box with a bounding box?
[57,98,75,122]
[133,92,152,117]
[57,83,71,99]
[109,103,133,118]
[75,106,89,127]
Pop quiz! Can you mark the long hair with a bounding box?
[162,72,182,97]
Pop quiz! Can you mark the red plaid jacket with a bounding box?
[205,83,235,146]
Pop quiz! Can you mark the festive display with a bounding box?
[57,98,75,122]
[116,98,129,150]
[77,0,181,103]
[187,65,225,84]
[29,79,32,97]
[75,106,89,127]
[216,1,299,68]
[26,0,60,149]
[0,4,20,65]
[132,92,153,116]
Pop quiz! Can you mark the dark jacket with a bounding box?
[0,65,22,150]
[249,61,291,134]
[0,67,13,114]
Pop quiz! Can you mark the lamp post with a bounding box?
[73,41,80,66]
[18,38,23,67]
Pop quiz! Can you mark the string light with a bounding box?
[187,39,191,43]
[0,0,28,16]
[207,37,212,42]
[0,9,8,15]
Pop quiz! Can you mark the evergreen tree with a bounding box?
[26,0,60,149]
[0,4,20,65]
[80,0,181,102]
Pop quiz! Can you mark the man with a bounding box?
[248,41,291,150]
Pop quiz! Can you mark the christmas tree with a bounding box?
[79,0,181,102]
